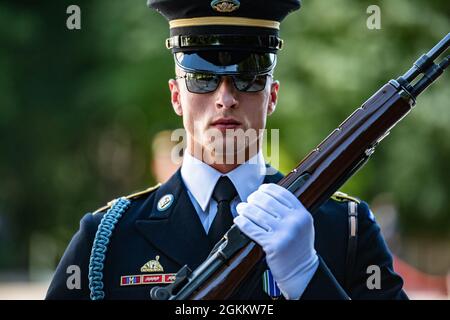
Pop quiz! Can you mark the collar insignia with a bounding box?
[157,194,174,211]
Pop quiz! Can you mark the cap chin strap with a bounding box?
[166,34,283,51]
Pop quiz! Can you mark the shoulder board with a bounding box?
[331,191,361,204]
[93,183,161,215]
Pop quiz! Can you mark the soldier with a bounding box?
[46,0,407,300]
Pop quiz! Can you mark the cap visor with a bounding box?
[175,51,276,74]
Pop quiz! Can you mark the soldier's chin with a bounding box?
[212,138,250,163]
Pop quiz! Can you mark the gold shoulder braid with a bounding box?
[93,183,162,215]
[331,191,361,204]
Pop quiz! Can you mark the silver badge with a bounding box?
[157,194,174,211]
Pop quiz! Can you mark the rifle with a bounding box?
[151,33,449,300]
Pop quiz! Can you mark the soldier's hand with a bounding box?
[234,183,319,299]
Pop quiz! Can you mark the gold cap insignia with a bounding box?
[211,0,240,13]
[141,255,164,273]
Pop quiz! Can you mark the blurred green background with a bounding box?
[0,0,449,297]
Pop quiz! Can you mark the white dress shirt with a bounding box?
[180,150,266,233]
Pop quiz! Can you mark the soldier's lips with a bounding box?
[210,118,242,130]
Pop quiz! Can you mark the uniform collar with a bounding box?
[181,150,267,211]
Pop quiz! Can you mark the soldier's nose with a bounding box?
[215,76,238,109]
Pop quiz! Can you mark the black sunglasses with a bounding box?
[175,72,271,94]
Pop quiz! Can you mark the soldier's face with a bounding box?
[169,66,279,163]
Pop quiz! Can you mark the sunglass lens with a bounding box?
[185,73,220,93]
[234,75,267,92]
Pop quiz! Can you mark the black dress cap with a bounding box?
[148,0,301,74]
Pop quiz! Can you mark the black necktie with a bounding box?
[208,176,238,246]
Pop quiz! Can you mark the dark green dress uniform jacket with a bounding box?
[46,168,408,300]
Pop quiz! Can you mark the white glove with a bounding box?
[234,183,319,299]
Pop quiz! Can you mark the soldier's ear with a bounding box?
[169,79,183,116]
[267,80,279,116]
